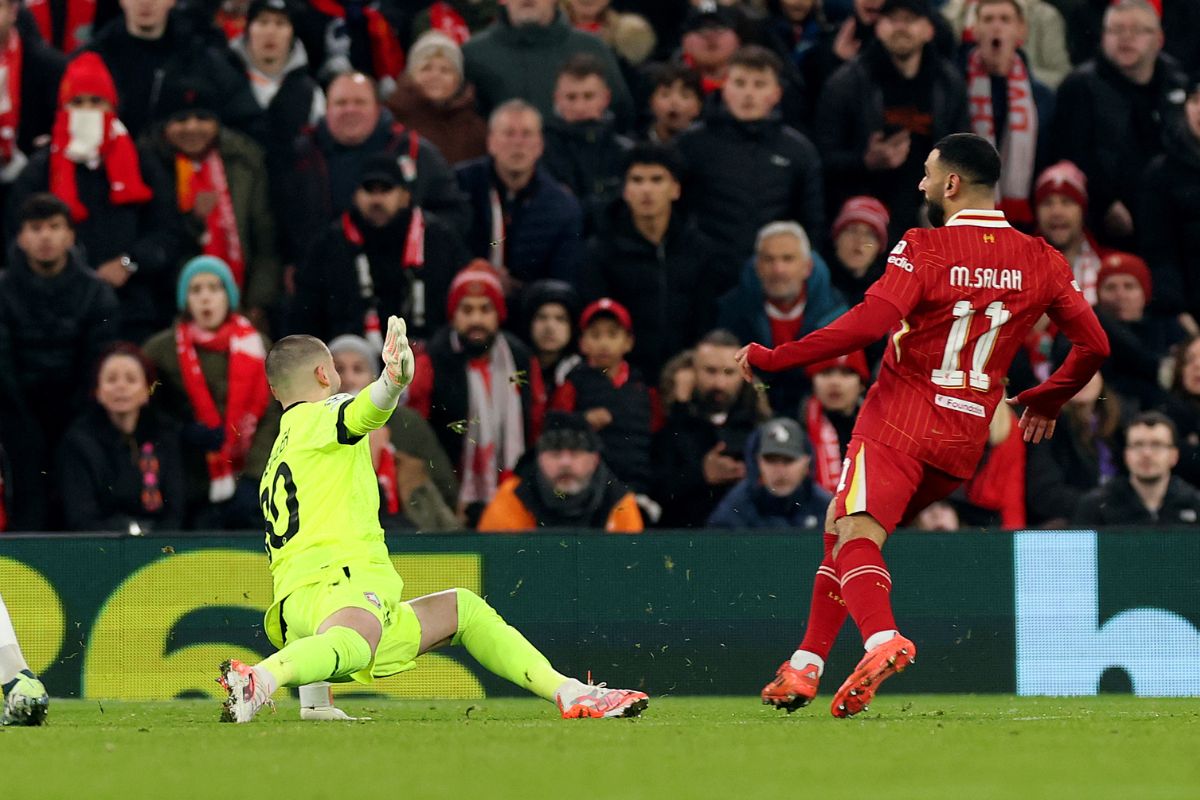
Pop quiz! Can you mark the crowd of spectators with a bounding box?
[0,0,1197,534]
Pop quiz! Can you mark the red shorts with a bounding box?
[834,436,963,534]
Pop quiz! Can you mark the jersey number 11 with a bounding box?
[931,301,1011,391]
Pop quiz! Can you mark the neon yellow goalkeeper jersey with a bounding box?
[260,391,393,599]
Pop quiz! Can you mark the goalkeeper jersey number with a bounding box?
[260,392,390,599]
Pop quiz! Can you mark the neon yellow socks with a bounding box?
[257,625,372,691]
[452,588,567,701]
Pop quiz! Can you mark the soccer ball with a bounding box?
[2,673,49,726]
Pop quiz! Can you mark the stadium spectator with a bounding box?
[654,329,769,528]
[293,0,404,93]
[542,54,632,230]
[1163,336,1200,489]
[279,72,470,264]
[1139,75,1200,333]
[762,0,836,105]
[1074,411,1200,526]
[0,0,65,264]
[550,298,658,496]
[455,100,584,293]
[676,45,824,274]
[58,344,185,532]
[461,0,634,129]
[961,0,1056,228]
[405,263,547,525]
[826,195,889,306]
[1050,0,1187,247]
[290,152,471,344]
[522,279,581,389]
[143,73,281,331]
[562,0,656,67]
[642,63,704,145]
[912,500,960,530]
[802,352,869,494]
[0,194,119,530]
[718,221,848,413]
[675,3,808,128]
[477,411,643,532]
[228,0,325,167]
[7,53,183,342]
[579,144,719,380]
[1024,372,1123,527]
[708,416,831,529]
[328,334,460,531]
[1065,0,1200,75]
[142,255,279,529]
[815,0,970,239]
[85,0,260,138]
[1093,252,1184,411]
[1033,161,1106,304]
[941,0,1071,87]
[385,31,487,166]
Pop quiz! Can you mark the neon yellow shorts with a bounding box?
[264,558,423,683]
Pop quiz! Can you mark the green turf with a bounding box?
[2,696,1197,799]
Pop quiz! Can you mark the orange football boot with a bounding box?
[830,635,916,718]
[761,661,821,712]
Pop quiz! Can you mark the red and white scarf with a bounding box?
[967,48,1037,225]
[1073,232,1103,306]
[309,0,405,79]
[459,333,525,507]
[0,32,22,164]
[805,396,844,494]
[175,315,270,502]
[27,0,96,52]
[342,208,426,348]
[176,150,245,288]
[49,109,153,222]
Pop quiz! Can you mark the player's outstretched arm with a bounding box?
[344,316,416,436]
[735,294,904,379]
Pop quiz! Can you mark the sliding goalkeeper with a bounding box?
[218,317,648,722]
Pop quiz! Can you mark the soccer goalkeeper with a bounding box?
[1,592,48,726]
[219,317,648,722]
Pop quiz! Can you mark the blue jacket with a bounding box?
[706,432,831,529]
[716,253,848,414]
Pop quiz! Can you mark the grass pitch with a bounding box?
[2,695,1197,799]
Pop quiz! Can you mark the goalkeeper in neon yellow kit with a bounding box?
[218,317,648,722]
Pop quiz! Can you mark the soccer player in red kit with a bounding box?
[735,134,1110,718]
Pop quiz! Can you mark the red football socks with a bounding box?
[797,533,848,660]
[835,537,898,644]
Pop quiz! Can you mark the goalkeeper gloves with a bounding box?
[381,315,415,390]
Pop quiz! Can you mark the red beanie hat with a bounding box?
[832,196,889,246]
[447,260,507,322]
[805,351,870,383]
[1097,251,1152,302]
[58,53,120,109]
[1034,161,1088,211]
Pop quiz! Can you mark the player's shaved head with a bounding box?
[267,335,336,399]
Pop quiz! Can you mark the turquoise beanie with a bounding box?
[177,256,240,312]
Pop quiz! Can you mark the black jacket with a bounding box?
[1093,308,1185,412]
[86,13,261,139]
[558,361,653,494]
[57,404,185,532]
[653,388,763,528]
[578,205,719,378]
[456,158,584,287]
[290,208,471,342]
[422,327,542,477]
[7,145,184,340]
[12,33,65,156]
[279,113,471,263]
[1075,476,1200,527]
[675,109,824,274]
[541,113,632,232]
[1024,410,1116,526]
[1051,54,1187,240]
[814,42,969,238]
[1138,107,1200,320]
[1162,394,1200,492]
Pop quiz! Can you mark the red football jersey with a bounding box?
[855,209,1094,478]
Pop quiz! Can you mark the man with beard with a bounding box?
[477,411,643,532]
[1074,412,1200,526]
[405,263,546,525]
[737,133,1109,718]
[291,153,470,344]
[653,329,769,528]
[1032,160,1109,304]
[815,0,969,240]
